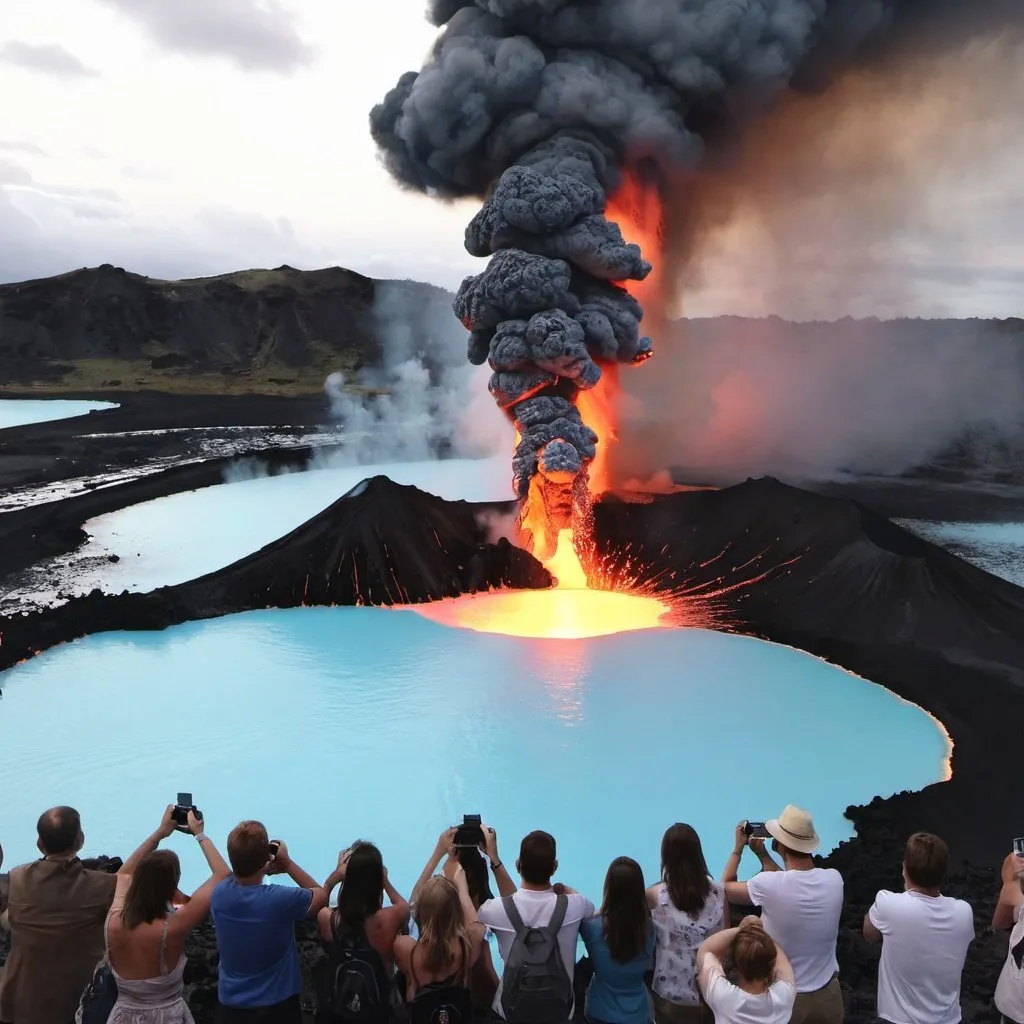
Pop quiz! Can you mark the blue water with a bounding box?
[0,398,118,430]
[900,519,1024,588]
[0,607,948,900]
[78,456,511,593]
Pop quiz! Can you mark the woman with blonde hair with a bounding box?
[394,851,487,1024]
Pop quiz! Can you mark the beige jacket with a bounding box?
[0,858,116,1024]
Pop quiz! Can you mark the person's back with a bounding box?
[476,830,595,1024]
[864,832,975,1024]
[697,917,796,1024]
[211,824,327,1022]
[581,857,656,1024]
[0,807,116,1024]
[746,866,842,992]
[650,823,727,1019]
[869,889,973,1023]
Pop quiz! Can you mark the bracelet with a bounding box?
[732,848,744,856]
[194,833,209,844]
[491,861,502,872]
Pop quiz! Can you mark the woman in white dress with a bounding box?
[99,806,231,1024]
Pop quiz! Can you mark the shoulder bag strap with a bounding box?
[502,895,527,936]
[546,894,568,938]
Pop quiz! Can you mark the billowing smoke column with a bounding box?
[370,0,1005,559]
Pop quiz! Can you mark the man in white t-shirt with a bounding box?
[864,832,975,1024]
[477,829,595,1022]
[724,805,844,1024]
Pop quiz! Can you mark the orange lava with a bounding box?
[411,530,670,639]
[607,169,665,307]
[412,170,671,640]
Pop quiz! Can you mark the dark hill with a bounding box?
[0,263,451,393]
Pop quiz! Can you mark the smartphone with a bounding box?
[1013,837,1024,857]
[744,821,771,839]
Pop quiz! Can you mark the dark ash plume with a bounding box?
[371,0,1023,556]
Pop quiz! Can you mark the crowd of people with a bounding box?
[0,801,1021,1024]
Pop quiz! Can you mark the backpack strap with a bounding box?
[502,895,527,936]
[545,894,568,938]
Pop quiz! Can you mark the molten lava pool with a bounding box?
[411,588,669,639]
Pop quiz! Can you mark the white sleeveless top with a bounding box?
[651,879,726,1006]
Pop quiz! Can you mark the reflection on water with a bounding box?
[0,398,118,430]
[0,607,949,900]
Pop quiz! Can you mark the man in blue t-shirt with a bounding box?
[211,820,328,1023]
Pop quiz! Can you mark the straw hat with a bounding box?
[765,805,820,855]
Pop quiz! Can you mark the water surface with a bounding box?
[0,398,118,430]
[0,607,949,897]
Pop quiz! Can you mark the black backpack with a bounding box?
[499,894,572,1024]
[316,923,392,1024]
[408,938,473,1024]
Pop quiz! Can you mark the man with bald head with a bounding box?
[0,806,117,1024]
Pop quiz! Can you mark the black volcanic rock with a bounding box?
[0,476,551,666]
[0,264,450,383]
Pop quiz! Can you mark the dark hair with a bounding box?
[334,842,384,933]
[661,823,711,917]
[121,851,181,930]
[518,831,556,886]
[457,846,493,908]
[904,832,949,889]
[601,857,650,964]
[227,820,271,878]
[733,923,777,984]
[37,806,81,856]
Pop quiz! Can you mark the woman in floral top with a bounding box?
[646,824,729,1023]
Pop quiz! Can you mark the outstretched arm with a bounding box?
[483,826,517,897]
[411,828,456,906]
[119,806,177,875]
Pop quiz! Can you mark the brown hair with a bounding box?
[37,806,81,856]
[518,831,556,886]
[601,857,650,964]
[904,832,949,889]
[661,823,712,917]
[227,820,271,878]
[732,922,778,984]
[414,876,471,977]
[121,851,180,930]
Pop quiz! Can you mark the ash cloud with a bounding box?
[373,0,1024,508]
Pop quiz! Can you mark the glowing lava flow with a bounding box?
[412,529,669,639]
[410,170,672,640]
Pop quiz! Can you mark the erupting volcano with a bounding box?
[370,0,1016,636]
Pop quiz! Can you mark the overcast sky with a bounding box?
[0,0,1021,319]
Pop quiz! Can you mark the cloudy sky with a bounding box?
[1,0,1021,319]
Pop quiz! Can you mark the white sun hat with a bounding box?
[765,805,821,855]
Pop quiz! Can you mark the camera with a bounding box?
[171,792,200,833]
[743,821,771,839]
[1013,837,1024,857]
[454,814,484,849]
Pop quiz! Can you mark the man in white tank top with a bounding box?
[723,805,844,1024]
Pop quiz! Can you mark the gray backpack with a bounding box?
[499,894,573,1024]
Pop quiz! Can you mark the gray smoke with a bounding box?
[371,0,1023,555]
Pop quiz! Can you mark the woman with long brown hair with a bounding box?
[580,856,656,1024]
[394,852,487,1024]
[100,805,231,1024]
[647,824,728,1023]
